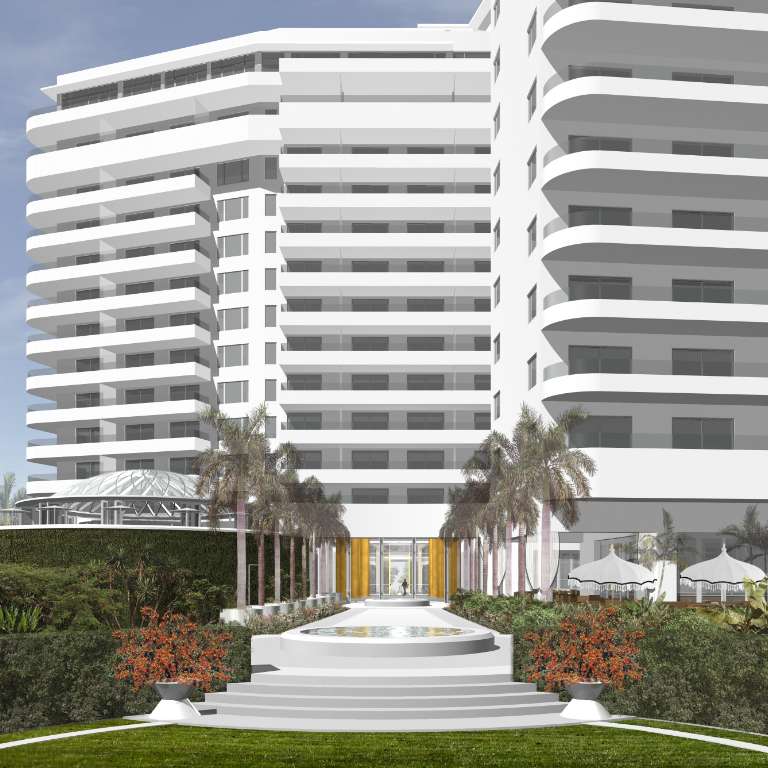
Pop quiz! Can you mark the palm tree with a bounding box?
[514,405,596,601]
[0,473,25,524]
[196,404,272,611]
[639,508,689,601]
[443,479,487,590]
[721,504,768,572]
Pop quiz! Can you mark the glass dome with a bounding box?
[45,470,202,501]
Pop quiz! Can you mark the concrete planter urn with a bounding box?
[149,682,200,721]
[561,682,611,721]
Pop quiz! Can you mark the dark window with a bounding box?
[672,349,733,376]
[406,336,444,352]
[170,457,198,474]
[170,312,200,327]
[569,346,632,374]
[569,206,632,226]
[407,488,445,504]
[76,427,99,444]
[297,450,322,470]
[407,374,444,390]
[76,392,100,408]
[287,374,322,390]
[353,260,389,272]
[569,65,632,79]
[569,135,632,153]
[474,336,491,352]
[474,412,491,430]
[352,413,389,430]
[569,275,632,300]
[475,374,491,390]
[126,388,154,404]
[475,260,491,272]
[217,159,249,185]
[75,323,100,336]
[351,337,389,351]
[672,279,733,303]
[170,421,200,438]
[126,352,154,368]
[264,156,278,179]
[75,358,99,372]
[126,423,155,441]
[170,385,199,401]
[165,64,207,87]
[288,260,322,272]
[123,74,161,97]
[126,458,155,470]
[672,210,733,230]
[352,488,389,504]
[211,54,255,78]
[351,374,389,390]
[170,349,201,364]
[407,412,445,430]
[672,71,733,84]
[672,418,733,449]
[125,281,153,295]
[475,297,491,312]
[352,451,389,469]
[527,286,537,321]
[672,141,734,157]
[76,462,100,479]
[61,83,117,109]
[287,336,322,351]
[287,413,322,430]
[407,451,444,469]
[407,298,444,312]
[570,416,632,448]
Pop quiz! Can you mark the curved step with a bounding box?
[250,671,515,686]
[230,681,537,696]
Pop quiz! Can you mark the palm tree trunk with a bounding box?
[301,538,308,598]
[518,525,527,597]
[235,498,247,610]
[541,501,552,601]
[505,522,513,596]
[274,522,281,603]
[258,532,266,606]
[482,534,490,595]
[289,536,296,601]
[310,532,317,596]
[491,527,499,597]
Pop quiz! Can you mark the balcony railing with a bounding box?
[27,320,211,343]
[26,394,210,413]
[542,286,768,309]
[281,381,489,392]
[281,222,488,234]
[27,244,210,273]
[28,358,211,377]
[281,339,489,352]
[28,284,211,309]
[543,359,768,380]
[281,299,490,313]
[569,432,768,450]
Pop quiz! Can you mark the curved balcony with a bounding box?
[279,310,489,334]
[27,115,281,194]
[28,436,210,462]
[279,350,489,371]
[282,429,486,446]
[280,271,490,293]
[279,388,490,408]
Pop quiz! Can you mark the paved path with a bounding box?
[0,722,166,751]
[592,721,768,754]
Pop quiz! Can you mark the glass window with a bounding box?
[527,149,537,187]
[407,374,443,390]
[672,71,733,84]
[475,411,491,430]
[672,349,733,376]
[123,74,161,97]
[76,392,100,408]
[569,206,632,226]
[170,385,199,401]
[672,279,733,303]
[126,458,155,470]
[76,358,99,372]
[408,488,445,504]
[126,388,154,404]
[264,268,276,290]
[217,380,249,404]
[672,418,733,449]
[76,427,99,444]
[569,135,632,153]
[493,49,501,81]
[165,64,207,88]
[493,162,501,194]
[76,462,100,479]
[527,218,537,254]
[672,141,733,157]
[219,343,249,367]
[352,451,389,469]
[265,379,276,401]
[170,456,198,474]
[125,423,155,441]
[527,11,537,52]
[527,286,537,321]
[126,352,154,368]
[264,342,276,364]
[217,307,248,330]
[217,159,249,186]
[569,65,632,79]
[407,412,444,430]
[494,220,501,250]
[493,334,501,363]
[407,451,444,469]
[527,80,537,119]
[494,277,501,306]
[170,349,200,364]
[476,374,491,391]
[264,194,277,215]
[352,412,390,430]
[211,54,255,78]
[265,231,277,253]
[216,196,248,221]
[287,413,322,430]
[672,210,733,230]
[352,374,389,390]
[527,354,537,389]
[353,336,389,351]
[569,275,632,300]
[217,233,248,258]
[352,488,389,504]
[264,156,278,179]
[570,416,632,448]
[493,105,501,137]
[218,270,249,294]
[265,305,277,327]
[474,336,490,352]
[569,345,632,374]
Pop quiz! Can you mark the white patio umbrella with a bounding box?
[568,545,656,594]
[680,542,766,602]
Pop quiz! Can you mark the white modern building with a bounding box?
[23,0,768,599]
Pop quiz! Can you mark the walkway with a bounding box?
[0,722,166,751]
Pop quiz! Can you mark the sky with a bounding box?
[0,0,480,490]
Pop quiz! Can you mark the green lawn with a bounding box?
[0,720,133,745]
[623,719,768,749]
[1,724,767,768]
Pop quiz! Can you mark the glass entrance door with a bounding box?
[383,540,413,596]
[368,539,430,597]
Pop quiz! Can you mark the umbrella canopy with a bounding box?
[680,543,766,586]
[568,545,656,587]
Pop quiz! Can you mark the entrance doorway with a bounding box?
[368,539,429,597]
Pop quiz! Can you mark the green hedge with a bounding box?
[0,528,297,595]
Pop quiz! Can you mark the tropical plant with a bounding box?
[196,404,272,610]
[720,505,768,572]
[0,472,25,525]
[638,509,689,602]
[709,578,768,634]
[525,606,644,691]
[0,604,42,633]
[113,607,232,692]
[513,405,596,600]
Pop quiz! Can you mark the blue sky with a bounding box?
[0,0,480,489]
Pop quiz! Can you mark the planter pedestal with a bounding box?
[149,682,201,722]
[561,681,611,721]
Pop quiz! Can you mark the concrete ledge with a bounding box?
[364,598,430,607]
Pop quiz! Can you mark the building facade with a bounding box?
[25,1,768,598]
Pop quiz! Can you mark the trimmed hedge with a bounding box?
[0,528,296,595]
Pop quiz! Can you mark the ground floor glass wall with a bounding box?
[368,539,429,597]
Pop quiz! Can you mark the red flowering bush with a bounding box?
[113,607,232,692]
[525,607,644,691]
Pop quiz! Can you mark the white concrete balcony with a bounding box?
[27,398,208,428]
[27,173,211,230]
[279,57,489,99]
[279,389,490,407]
[540,297,768,336]
[279,193,489,222]
[27,249,210,295]
[27,115,281,194]
[542,150,768,201]
[279,310,489,333]
[279,152,491,185]
[28,436,209,462]
[27,286,211,332]
[27,361,211,396]
[282,429,486,446]
[27,323,211,365]
[26,479,77,496]
[343,503,448,539]
[279,350,489,371]
[27,211,210,264]
[279,232,489,259]
[543,2,768,70]
[542,74,768,133]
[279,271,490,293]
[27,72,282,147]
[279,101,489,145]
[298,468,463,485]
[542,223,768,269]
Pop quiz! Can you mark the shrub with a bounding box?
[114,608,232,692]
[0,605,42,634]
[244,604,346,634]
[525,607,644,691]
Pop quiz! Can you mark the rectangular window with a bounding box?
[672,141,734,157]
[672,417,733,449]
[217,159,249,186]
[265,231,277,253]
[672,210,734,230]
[672,71,734,84]
[217,307,248,330]
[569,275,632,300]
[287,374,321,390]
[569,135,633,153]
[76,427,99,444]
[527,81,537,119]
[352,412,390,430]
[527,11,537,52]
[475,297,491,311]
[494,0,501,24]
[407,374,444,391]
[126,388,154,404]
[493,334,501,363]
[264,342,276,364]
[265,305,276,327]
[407,412,445,431]
[352,488,389,504]
[289,298,323,312]
[672,279,733,303]
[493,105,501,137]
[407,298,443,312]
[265,194,277,216]
[408,488,445,504]
[298,451,322,470]
[493,162,501,194]
[475,374,491,390]
[494,277,501,307]
[569,206,632,227]
[475,412,491,430]
[569,65,633,80]
[124,281,152,296]
[265,416,276,439]
[211,54,255,78]
[170,385,199,401]
[126,352,154,368]
[569,345,632,374]
[493,49,501,81]
[264,156,278,179]
[170,421,201,439]
[527,285,537,321]
[123,74,161,97]
[352,374,389,390]
[570,416,632,448]
[527,149,537,187]
[265,379,276,401]
[126,458,155,470]
[493,391,501,420]
[165,64,207,88]
[407,450,444,470]
[475,260,491,272]
[527,217,537,254]
[169,349,200,364]
[264,268,276,290]
[170,457,198,474]
[217,233,248,258]
[493,220,501,250]
[125,317,154,332]
[474,336,490,352]
[405,336,440,351]
[289,336,323,351]
[169,276,199,291]
[76,462,100,479]
[216,196,248,221]
[287,412,322,430]
[126,423,155,441]
[170,312,200,327]
[219,343,249,367]
[217,270,249,294]
[76,392,100,408]
[672,349,733,376]
[76,358,99,372]
[217,380,249,404]
[352,451,389,470]
[527,354,537,389]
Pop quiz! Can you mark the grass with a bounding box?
[623,719,768,749]
[0,720,133,745]
[1,724,768,767]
